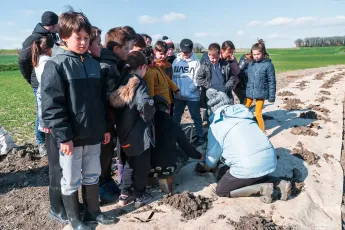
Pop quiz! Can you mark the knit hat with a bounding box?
[153,95,168,111]
[41,11,58,26]
[164,39,175,50]
[206,89,233,114]
[162,36,169,40]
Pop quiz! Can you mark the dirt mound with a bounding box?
[315,96,330,103]
[323,153,334,163]
[277,91,295,96]
[314,72,326,80]
[283,98,303,110]
[307,104,330,116]
[292,142,320,167]
[299,111,330,122]
[319,90,331,95]
[290,126,318,136]
[158,192,213,219]
[227,213,292,230]
[321,75,343,88]
[296,80,309,90]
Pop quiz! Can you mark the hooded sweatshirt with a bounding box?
[172,52,200,101]
[18,23,58,88]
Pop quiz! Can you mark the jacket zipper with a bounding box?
[156,73,160,84]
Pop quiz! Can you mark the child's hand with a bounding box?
[103,133,111,144]
[42,128,51,133]
[60,141,73,155]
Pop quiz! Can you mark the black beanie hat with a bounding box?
[41,11,58,26]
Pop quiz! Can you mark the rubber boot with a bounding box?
[82,184,116,225]
[62,192,91,230]
[158,177,173,194]
[48,186,69,224]
[277,180,292,201]
[230,183,274,204]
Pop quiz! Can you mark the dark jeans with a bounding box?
[120,148,151,198]
[216,170,264,197]
[233,87,246,104]
[173,99,203,137]
[33,88,45,145]
[46,133,62,187]
[99,131,115,186]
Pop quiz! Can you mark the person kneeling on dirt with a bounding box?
[150,96,205,193]
[195,89,291,203]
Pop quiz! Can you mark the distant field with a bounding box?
[0,55,18,71]
[197,46,345,73]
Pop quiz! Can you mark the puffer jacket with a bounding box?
[205,104,277,178]
[18,23,59,88]
[172,52,200,101]
[246,59,276,102]
[41,46,106,146]
[143,65,179,104]
[196,59,235,108]
[153,59,173,79]
[110,74,155,156]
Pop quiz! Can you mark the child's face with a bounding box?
[114,41,130,60]
[166,48,174,57]
[221,48,234,60]
[208,52,220,65]
[62,29,90,54]
[129,39,136,50]
[154,50,166,61]
[182,52,192,59]
[88,35,102,57]
[145,38,152,47]
[252,49,263,61]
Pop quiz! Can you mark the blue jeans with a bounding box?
[173,99,203,137]
[33,88,45,145]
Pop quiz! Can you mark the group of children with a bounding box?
[20,7,278,230]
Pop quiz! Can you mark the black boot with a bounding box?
[48,186,69,224]
[82,184,116,225]
[62,192,91,230]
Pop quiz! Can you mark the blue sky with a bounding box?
[0,0,344,49]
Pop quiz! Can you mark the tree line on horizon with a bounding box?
[294,36,345,47]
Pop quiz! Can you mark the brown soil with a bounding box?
[0,145,61,230]
[290,126,318,136]
[315,96,330,103]
[292,142,320,167]
[321,75,343,89]
[283,98,303,110]
[299,111,330,123]
[227,214,292,230]
[314,72,326,80]
[277,91,295,96]
[296,81,309,90]
[307,104,330,116]
[319,90,331,95]
[323,153,334,164]
[291,168,305,196]
[158,192,213,220]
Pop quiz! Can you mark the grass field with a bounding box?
[0,46,344,143]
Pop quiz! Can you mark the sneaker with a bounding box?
[118,194,135,207]
[134,192,153,209]
[38,144,47,157]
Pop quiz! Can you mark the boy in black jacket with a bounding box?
[41,10,115,229]
[151,96,205,193]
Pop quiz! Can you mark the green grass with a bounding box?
[0,55,19,71]
[0,71,35,143]
[197,46,345,73]
[0,49,18,55]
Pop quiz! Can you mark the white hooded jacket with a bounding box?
[172,52,200,101]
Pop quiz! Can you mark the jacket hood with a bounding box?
[33,23,51,35]
[53,45,90,59]
[110,75,140,108]
[209,104,254,123]
[176,52,198,62]
[99,48,119,63]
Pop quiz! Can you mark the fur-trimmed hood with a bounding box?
[110,76,140,108]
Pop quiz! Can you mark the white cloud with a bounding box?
[195,32,209,38]
[247,15,345,28]
[138,12,187,24]
[151,34,162,40]
[236,30,245,36]
[24,10,36,16]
